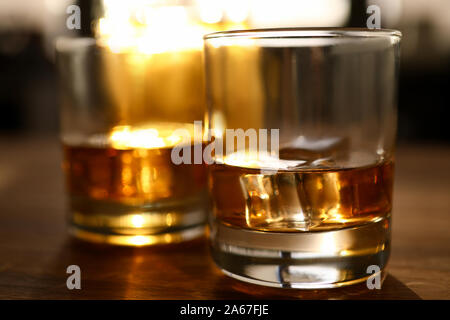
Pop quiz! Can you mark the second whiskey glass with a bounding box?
[57,38,207,246]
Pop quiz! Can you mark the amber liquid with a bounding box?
[63,144,206,205]
[209,156,393,232]
[62,123,207,245]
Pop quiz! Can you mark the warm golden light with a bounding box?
[222,151,306,170]
[128,235,153,246]
[223,0,250,23]
[196,0,223,24]
[109,123,195,150]
[130,214,145,228]
[97,1,220,54]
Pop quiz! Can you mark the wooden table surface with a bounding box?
[0,136,448,300]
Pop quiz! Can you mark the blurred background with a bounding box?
[0,0,449,143]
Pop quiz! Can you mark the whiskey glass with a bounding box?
[204,28,401,288]
[56,38,207,246]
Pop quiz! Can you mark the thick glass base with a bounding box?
[210,217,390,289]
[70,224,205,246]
[68,195,207,246]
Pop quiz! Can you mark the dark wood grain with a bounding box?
[0,136,449,299]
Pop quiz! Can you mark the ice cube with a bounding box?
[224,151,306,171]
[297,171,342,224]
[279,136,349,165]
[239,172,314,231]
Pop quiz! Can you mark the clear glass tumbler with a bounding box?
[56,38,207,246]
[204,28,401,288]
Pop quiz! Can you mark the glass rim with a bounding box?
[204,27,402,41]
